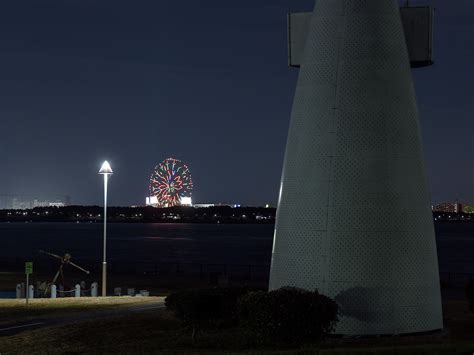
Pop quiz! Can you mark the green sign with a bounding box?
[25,262,33,275]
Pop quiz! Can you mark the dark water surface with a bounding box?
[434,222,474,273]
[0,223,273,266]
[0,222,473,273]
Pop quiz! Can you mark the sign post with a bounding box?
[25,261,33,305]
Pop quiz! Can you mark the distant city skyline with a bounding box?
[0,0,472,206]
[2,190,473,210]
[0,194,70,210]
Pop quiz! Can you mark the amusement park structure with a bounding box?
[146,157,193,208]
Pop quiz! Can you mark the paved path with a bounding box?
[0,300,165,337]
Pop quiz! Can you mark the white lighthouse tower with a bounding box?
[269,0,442,335]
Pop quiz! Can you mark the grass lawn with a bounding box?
[0,296,164,326]
[0,300,473,354]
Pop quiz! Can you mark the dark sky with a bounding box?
[0,0,472,206]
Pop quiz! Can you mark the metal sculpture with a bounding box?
[39,250,90,296]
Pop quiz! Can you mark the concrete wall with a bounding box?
[269,0,443,335]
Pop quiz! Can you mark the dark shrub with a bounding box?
[466,281,474,313]
[165,287,254,342]
[238,287,338,344]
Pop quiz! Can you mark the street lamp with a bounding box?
[99,160,113,297]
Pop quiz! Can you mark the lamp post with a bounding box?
[99,160,113,297]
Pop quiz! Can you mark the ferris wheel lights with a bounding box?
[148,157,193,207]
[99,160,113,175]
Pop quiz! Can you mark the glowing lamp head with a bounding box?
[99,161,113,175]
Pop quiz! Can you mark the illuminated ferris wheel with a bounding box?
[149,158,193,207]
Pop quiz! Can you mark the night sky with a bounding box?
[0,0,472,206]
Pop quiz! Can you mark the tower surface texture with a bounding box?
[269,0,443,335]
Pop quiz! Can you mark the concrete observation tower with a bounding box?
[269,0,442,335]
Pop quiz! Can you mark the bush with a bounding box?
[466,281,474,313]
[238,287,338,344]
[165,287,254,342]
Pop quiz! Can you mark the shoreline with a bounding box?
[0,220,275,224]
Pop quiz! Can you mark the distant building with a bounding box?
[48,201,66,207]
[193,203,215,208]
[193,203,242,208]
[145,202,244,208]
[145,196,159,207]
[33,198,67,208]
[180,197,192,206]
[4,196,69,210]
[33,200,49,208]
[432,202,460,213]
[145,196,193,207]
[12,198,32,210]
[432,202,474,213]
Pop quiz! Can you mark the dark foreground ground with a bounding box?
[0,297,473,354]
